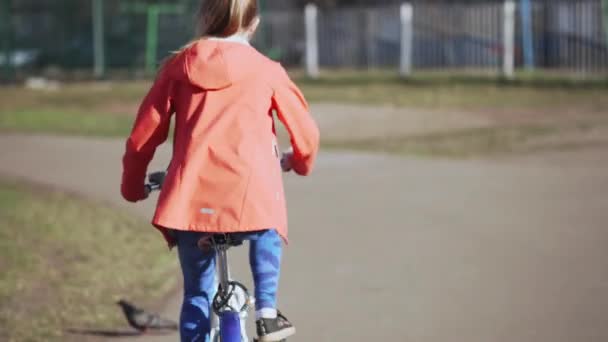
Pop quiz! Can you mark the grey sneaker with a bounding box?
[255,311,295,341]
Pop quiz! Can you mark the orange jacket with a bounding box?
[121,39,320,247]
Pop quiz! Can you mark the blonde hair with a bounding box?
[197,0,258,37]
[162,0,258,66]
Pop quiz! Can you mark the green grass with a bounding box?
[0,81,142,137]
[0,110,134,137]
[0,180,178,342]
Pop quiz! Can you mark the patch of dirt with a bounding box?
[302,102,608,158]
[307,103,494,141]
[476,106,608,126]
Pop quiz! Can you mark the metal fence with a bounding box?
[1,0,608,80]
[412,2,504,69]
[531,0,608,70]
[288,0,608,72]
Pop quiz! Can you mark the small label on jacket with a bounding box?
[200,208,215,215]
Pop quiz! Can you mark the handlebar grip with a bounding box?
[148,171,167,186]
[280,149,294,173]
[144,171,167,196]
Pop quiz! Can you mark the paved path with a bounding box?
[1,134,607,342]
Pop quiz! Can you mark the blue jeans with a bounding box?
[173,229,283,342]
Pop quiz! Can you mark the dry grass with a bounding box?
[0,179,178,341]
[1,71,607,157]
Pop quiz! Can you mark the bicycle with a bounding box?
[145,171,288,342]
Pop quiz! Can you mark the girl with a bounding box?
[120,0,320,341]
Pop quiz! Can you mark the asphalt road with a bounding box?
[1,134,607,342]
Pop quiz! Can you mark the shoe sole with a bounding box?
[257,326,296,341]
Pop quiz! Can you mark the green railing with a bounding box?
[120,2,185,75]
[1,0,13,81]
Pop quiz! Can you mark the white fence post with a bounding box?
[503,0,516,79]
[305,3,319,79]
[400,3,414,77]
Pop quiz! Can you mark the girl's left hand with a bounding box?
[280,148,293,172]
[121,181,148,202]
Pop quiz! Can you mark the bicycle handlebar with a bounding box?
[144,149,294,195]
[144,171,167,195]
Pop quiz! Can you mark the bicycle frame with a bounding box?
[210,238,252,342]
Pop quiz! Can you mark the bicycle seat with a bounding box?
[197,233,248,252]
[210,234,244,247]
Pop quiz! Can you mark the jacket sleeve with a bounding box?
[272,66,320,176]
[121,70,174,202]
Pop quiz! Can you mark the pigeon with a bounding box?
[117,299,178,333]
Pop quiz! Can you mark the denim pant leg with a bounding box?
[246,229,283,310]
[175,230,216,342]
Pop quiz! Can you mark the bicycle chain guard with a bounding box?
[212,281,252,315]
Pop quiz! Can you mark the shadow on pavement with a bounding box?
[66,328,174,338]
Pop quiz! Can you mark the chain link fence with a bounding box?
[1,0,608,80]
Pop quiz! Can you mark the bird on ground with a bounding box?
[117,299,178,333]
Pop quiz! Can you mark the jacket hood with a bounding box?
[168,39,258,90]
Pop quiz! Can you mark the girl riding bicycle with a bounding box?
[120,0,320,340]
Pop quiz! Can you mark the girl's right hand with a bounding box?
[280,148,294,172]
